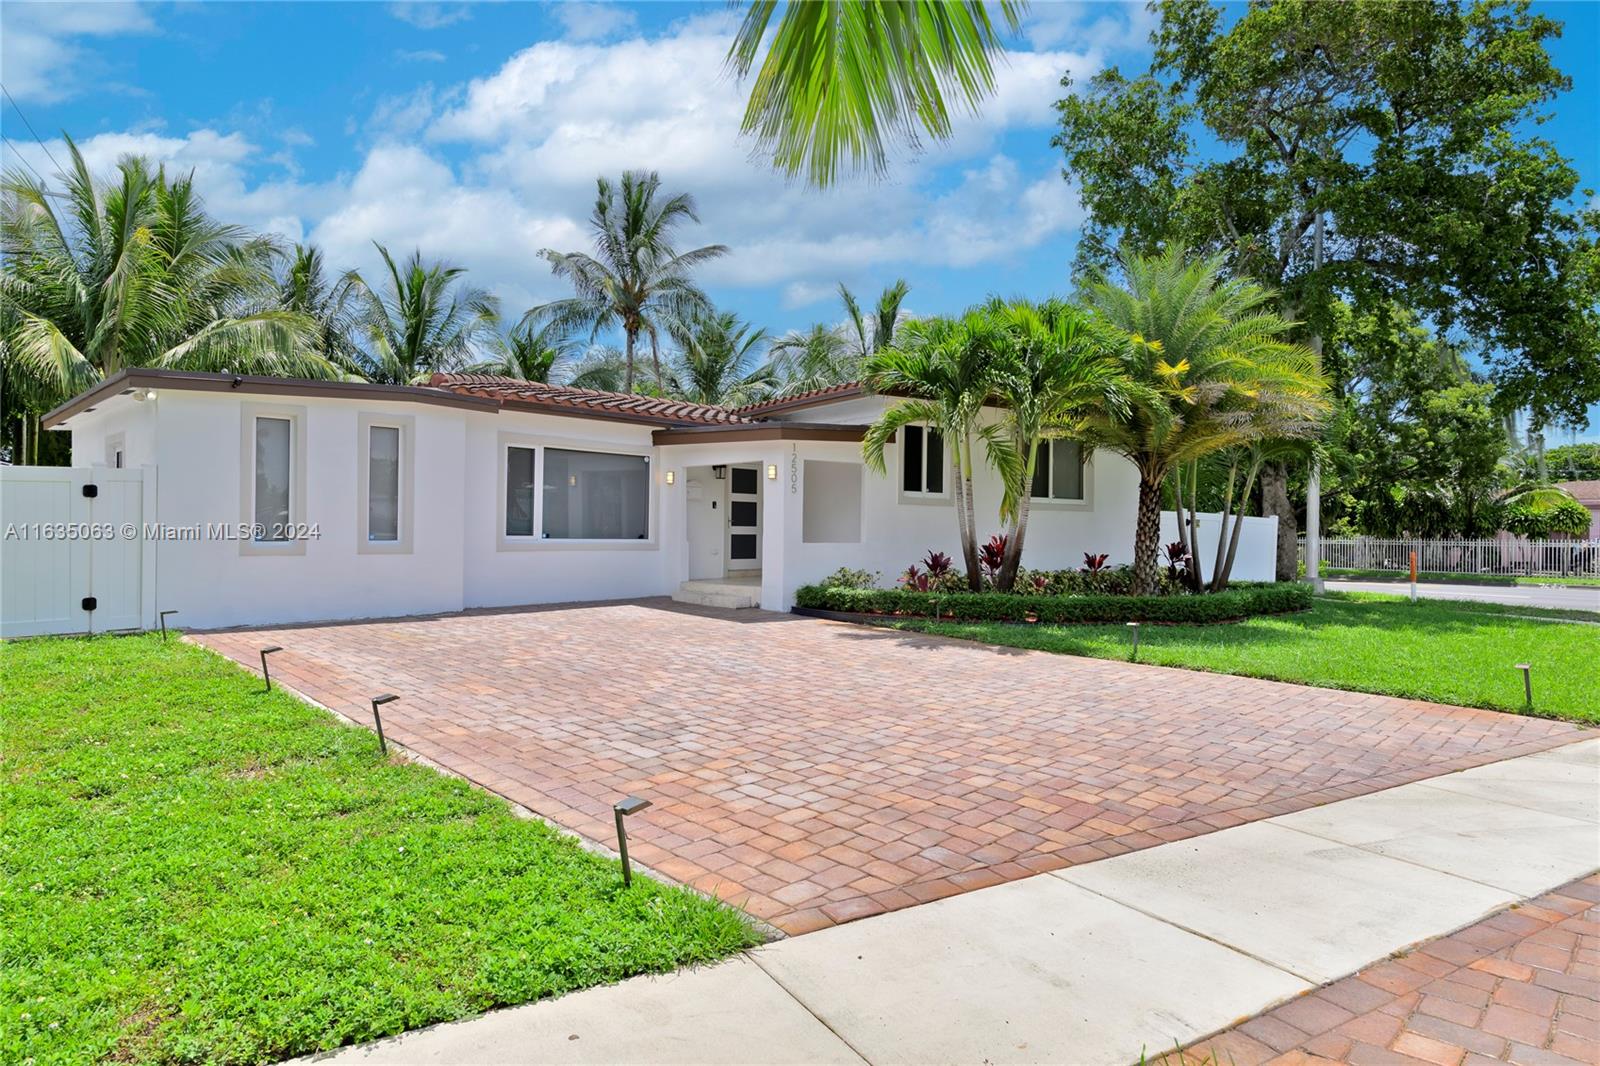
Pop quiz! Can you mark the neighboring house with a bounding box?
[1555,480,1600,538]
[28,369,1277,630]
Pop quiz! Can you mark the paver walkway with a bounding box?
[1161,875,1600,1066]
[195,600,1586,934]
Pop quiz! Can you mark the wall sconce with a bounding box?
[766,463,778,480]
[568,474,577,487]
[712,465,727,480]
[664,469,676,486]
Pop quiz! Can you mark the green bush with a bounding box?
[820,565,881,589]
[793,582,1313,624]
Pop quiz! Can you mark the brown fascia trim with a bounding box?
[734,384,869,417]
[652,423,867,445]
[42,368,501,428]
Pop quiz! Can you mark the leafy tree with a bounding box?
[1499,485,1592,537]
[467,320,584,383]
[276,243,365,372]
[1546,443,1600,482]
[1077,247,1328,595]
[729,1,1024,186]
[536,171,727,393]
[984,298,1127,590]
[2,139,325,460]
[862,311,1004,589]
[666,310,776,406]
[353,245,499,385]
[1057,0,1600,551]
[770,279,910,396]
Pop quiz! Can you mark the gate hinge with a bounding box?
[82,483,99,498]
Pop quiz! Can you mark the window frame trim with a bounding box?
[238,402,308,557]
[1028,439,1095,511]
[897,423,951,505]
[495,431,658,552]
[356,412,415,555]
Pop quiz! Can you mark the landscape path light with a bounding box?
[259,646,283,692]
[1515,663,1532,710]
[159,610,178,641]
[1126,621,1141,662]
[370,694,399,755]
[613,795,652,887]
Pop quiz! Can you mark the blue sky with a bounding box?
[3,1,1596,436]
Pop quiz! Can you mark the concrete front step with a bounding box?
[672,578,762,610]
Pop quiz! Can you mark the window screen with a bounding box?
[505,446,535,536]
[368,425,400,541]
[254,417,291,540]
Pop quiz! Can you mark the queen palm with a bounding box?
[862,310,1003,590]
[986,298,1128,590]
[1079,247,1329,595]
[729,1,1025,186]
[2,139,324,456]
[666,310,776,407]
[535,171,727,394]
[353,244,499,385]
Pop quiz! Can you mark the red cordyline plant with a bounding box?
[922,550,954,577]
[1081,552,1110,573]
[900,564,931,591]
[980,534,1008,583]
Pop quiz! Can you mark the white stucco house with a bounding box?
[24,368,1277,631]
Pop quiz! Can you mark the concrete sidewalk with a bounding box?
[1324,579,1600,613]
[304,738,1599,1066]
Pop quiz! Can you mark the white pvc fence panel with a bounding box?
[1,466,151,637]
[1300,535,1600,578]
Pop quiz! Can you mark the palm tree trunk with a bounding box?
[649,331,663,391]
[1209,458,1238,592]
[1260,461,1298,581]
[1186,461,1205,591]
[1132,467,1164,596]
[998,439,1036,591]
[957,432,981,591]
[623,328,637,393]
[1215,461,1263,591]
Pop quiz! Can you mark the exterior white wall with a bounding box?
[1161,511,1280,584]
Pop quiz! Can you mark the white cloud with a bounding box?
[0,1,154,103]
[553,2,637,42]
[387,3,471,30]
[395,48,447,63]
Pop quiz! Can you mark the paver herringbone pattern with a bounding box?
[1162,875,1600,1066]
[194,601,1586,934]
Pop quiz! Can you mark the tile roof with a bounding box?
[733,381,866,415]
[1557,480,1600,506]
[429,374,758,426]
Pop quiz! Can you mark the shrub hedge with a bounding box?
[793,581,1312,624]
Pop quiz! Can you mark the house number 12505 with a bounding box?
[790,444,799,494]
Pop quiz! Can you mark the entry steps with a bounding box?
[672,575,762,610]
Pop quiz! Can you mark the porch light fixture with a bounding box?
[613,795,652,887]
[1515,663,1532,709]
[259,646,283,692]
[664,469,675,486]
[370,694,399,755]
[712,465,727,480]
[766,463,778,480]
[159,609,178,641]
[568,474,577,487]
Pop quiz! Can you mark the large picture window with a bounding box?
[1031,440,1086,502]
[541,448,649,540]
[901,424,945,495]
[367,425,400,542]
[505,446,536,537]
[253,416,292,541]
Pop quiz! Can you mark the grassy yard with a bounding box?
[1320,567,1600,589]
[1,635,756,1066]
[886,592,1600,724]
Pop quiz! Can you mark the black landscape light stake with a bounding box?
[370,694,399,755]
[613,796,653,887]
[259,646,283,692]
[1126,621,1141,662]
[159,610,178,641]
[1515,663,1533,709]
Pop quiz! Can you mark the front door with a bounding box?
[725,464,761,573]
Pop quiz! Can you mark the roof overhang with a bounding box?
[733,384,869,417]
[42,368,500,429]
[652,423,866,445]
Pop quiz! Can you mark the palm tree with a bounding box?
[564,346,630,392]
[535,171,727,394]
[353,244,499,385]
[769,278,909,395]
[666,310,776,407]
[986,299,1128,590]
[2,138,325,457]
[1079,248,1329,595]
[467,319,583,382]
[728,1,1025,186]
[277,244,365,373]
[862,310,1003,590]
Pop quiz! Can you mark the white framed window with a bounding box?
[900,424,946,497]
[542,447,650,541]
[357,413,414,553]
[1031,440,1086,502]
[504,444,537,538]
[105,433,126,469]
[239,403,307,556]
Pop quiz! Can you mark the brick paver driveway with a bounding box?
[195,601,1587,935]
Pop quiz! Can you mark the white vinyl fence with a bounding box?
[1300,535,1600,579]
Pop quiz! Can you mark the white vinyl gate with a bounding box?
[1,466,151,637]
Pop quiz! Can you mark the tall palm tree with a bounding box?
[277,243,365,373]
[842,278,909,360]
[728,1,1025,186]
[535,171,727,394]
[769,278,909,395]
[353,244,499,385]
[666,310,776,407]
[564,346,630,392]
[862,310,1003,589]
[1079,248,1329,595]
[2,138,325,456]
[986,298,1128,590]
[467,319,583,382]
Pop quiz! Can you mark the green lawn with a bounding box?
[886,593,1600,724]
[1320,567,1600,589]
[1,635,756,1066]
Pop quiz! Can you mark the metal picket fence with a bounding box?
[1300,536,1600,578]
